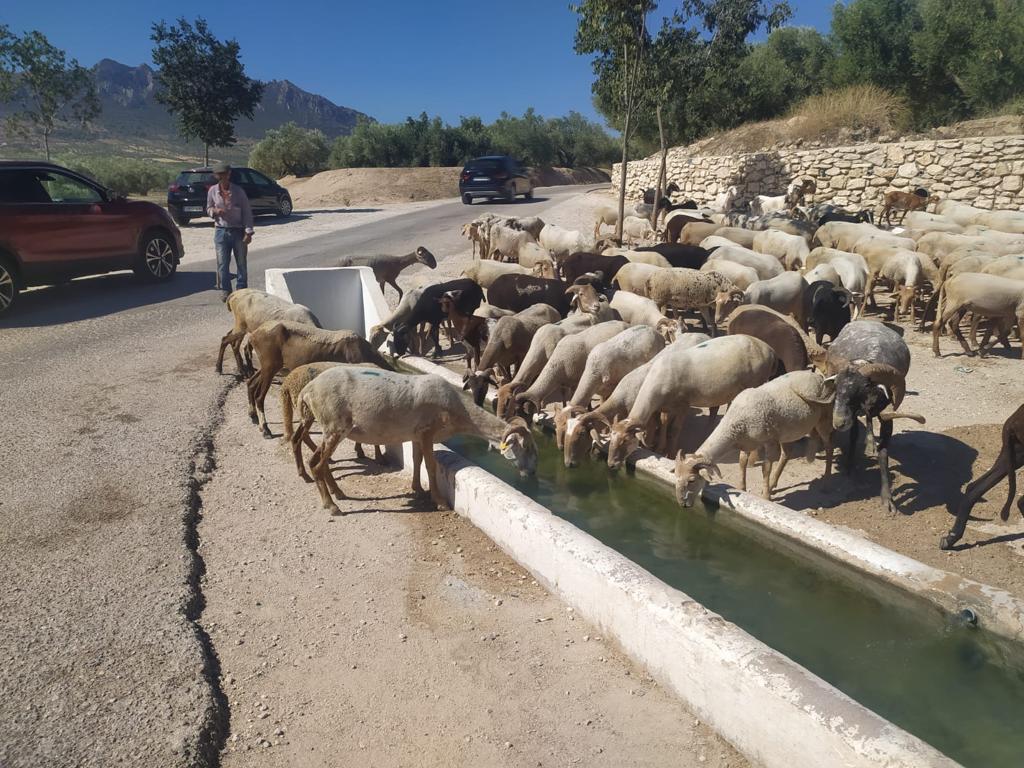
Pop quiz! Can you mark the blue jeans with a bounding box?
[215,227,248,291]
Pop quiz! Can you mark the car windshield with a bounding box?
[178,171,214,185]
[465,159,504,174]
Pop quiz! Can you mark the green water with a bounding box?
[447,435,1024,768]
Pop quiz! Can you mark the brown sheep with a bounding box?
[726,305,820,375]
[880,190,940,226]
[440,290,490,371]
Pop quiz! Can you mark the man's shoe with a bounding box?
[220,291,230,302]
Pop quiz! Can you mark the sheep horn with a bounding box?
[858,362,906,410]
[877,409,926,424]
[833,286,853,308]
[580,412,612,430]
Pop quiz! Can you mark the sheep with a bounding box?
[816,209,875,227]
[634,243,711,270]
[642,181,681,205]
[877,250,931,321]
[507,215,546,239]
[485,224,537,262]
[942,404,1024,550]
[462,221,486,259]
[916,231,1024,261]
[753,229,810,271]
[932,274,1024,359]
[539,224,588,260]
[611,262,664,295]
[700,259,759,291]
[217,289,321,376]
[880,190,940,226]
[714,271,808,324]
[514,321,632,416]
[645,268,737,335]
[552,325,666,447]
[391,279,483,358]
[713,185,740,213]
[785,178,817,213]
[462,303,561,406]
[514,241,555,271]
[609,290,679,341]
[678,221,721,246]
[462,260,528,289]
[982,254,1024,282]
[935,199,993,226]
[560,333,711,468]
[706,245,785,281]
[814,221,884,251]
[823,321,925,515]
[486,274,572,316]
[750,194,787,217]
[245,320,394,439]
[711,227,758,249]
[726,304,818,374]
[494,314,597,419]
[620,249,673,269]
[293,366,536,512]
[804,263,843,287]
[337,247,437,299]
[369,286,426,349]
[593,204,619,240]
[805,247,869,318]
[802,280,852,345]
[660,212,713,244]
[559,251,629,286]
[606,335,778,466]
[900,211,964,235]
[675,370,835,503]
[439,290,489,371]
[279,362,383,480]
[701,235,744,251]
[565,282,619,322]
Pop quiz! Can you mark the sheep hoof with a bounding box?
[262,426,274,439]
[299,473,314,484]
[215,365,223,375]
[939,533,957,551]
[249,412,259,424]
[329,507,347,517]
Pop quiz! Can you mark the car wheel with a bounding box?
[277,195,293,217]
[134,230,178,282]
[505,183,516,203]
[0,255,20,316]
[462,193,473,205]
[524,188,534,201]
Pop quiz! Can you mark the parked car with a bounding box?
[0,160,183,316]
[167,166,294,225]
[459,155,533,205]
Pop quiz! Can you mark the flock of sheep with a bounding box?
[216,178,1024,552]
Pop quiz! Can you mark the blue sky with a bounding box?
[2,1,834,125]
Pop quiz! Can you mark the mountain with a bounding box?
[0,58,370,160]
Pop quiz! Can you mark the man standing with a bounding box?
[207,162,254,300]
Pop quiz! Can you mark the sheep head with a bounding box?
[416,246,438,269]
[714,288,746,324]
[499,418,537,477]
[389,323,411,357]
[559,405,597,467]
[674,451,722,508]
[655,317,678,343]
[607,417,644,471]
[463,367,498,407]
[832,360,906,431]
[494,381,525,421]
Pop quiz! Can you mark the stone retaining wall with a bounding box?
[612,135,1024,211]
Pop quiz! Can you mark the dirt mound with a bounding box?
[280,166,609,209]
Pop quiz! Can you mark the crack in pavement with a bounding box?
[181,376,238,767]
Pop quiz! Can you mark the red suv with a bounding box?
[0,161,183,315]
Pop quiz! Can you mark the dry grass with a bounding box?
[788,85,910,142]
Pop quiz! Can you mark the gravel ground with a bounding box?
[199,385,744,767]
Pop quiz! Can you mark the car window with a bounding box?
[178,171,214,185]
[0,170,51,203]
[233,169,254,184]
[465,159,504,174]
[249,170,273,186]
[38,172,103,204]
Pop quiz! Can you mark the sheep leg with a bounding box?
[246,371,260,424]
[430,324,442,358]
[290,417,315,483]
[738,450,749,492]
[419,435,447,510]
[768,444,790,496]
[254,370,277,438]
[933,303,961,357]
[312,433,345,514]
[387,279,403,300]
[411,442,425,496]
[354,442,366,459]
[374,445,385,463]
[816,422,834,480]
[942,449,1015,548]
[878,420,897,515]
[217,330,244,374]
[844,419,860,474]
[760,450,774,499]
[280,391,295,444]
[949,307,975,356]
[700,307,716,337]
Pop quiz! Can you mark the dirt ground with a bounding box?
[279,167,608,209]
[199,385,744,768]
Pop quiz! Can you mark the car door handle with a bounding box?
[89,204,103,214]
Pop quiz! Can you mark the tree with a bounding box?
[830,0,921,96]
[150,18,264,165]
[573,0,659,243]
[249,122,330,178]
[0,28,99,160]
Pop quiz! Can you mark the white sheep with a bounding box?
[611,262,665,295]
[814,221,884,251]
[645,268,737,335]
[539,224,588,260]
[603,247,672,269]
[753,229,810,270]
[606,334,778,464]
[710,227,758,249]
[714,271,807,324]
[485,224,537,262]
[674,370,835,504]
[461,260,529,289]
[294,366,536,512]
[609,290,679,340]
[933,273,1024,358]
[337,247,437,299]
[369,285,426,349]
[706,244,784,280]
[713,185,740,213]
[982,254,1024,281]
[804,263,843,287]
[699,259,759,291]
[593,204,619,240]
[750,194,787,217]
[622,215,656,244]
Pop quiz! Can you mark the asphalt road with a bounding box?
[0,185,598,767]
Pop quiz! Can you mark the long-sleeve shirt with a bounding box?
[207,183,254,233]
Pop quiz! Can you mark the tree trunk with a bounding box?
[616,109,630,246]
[43,130,50,162]
[650,106,667,231]
[204,143,210,166]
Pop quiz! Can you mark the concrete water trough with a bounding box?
[268,267,1024,768]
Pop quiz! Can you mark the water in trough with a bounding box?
[448,434,1024,768]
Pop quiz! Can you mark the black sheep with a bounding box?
[560,251,629,286]
[802,280,852,345]
[487,274,572,317]
[391,279,483,357]
[635,243,711,270]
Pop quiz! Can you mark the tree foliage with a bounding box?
[0,27,99,160]
[150,18,263,164]
[327,110,618,169]
[249,122,330,177]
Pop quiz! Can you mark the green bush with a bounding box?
[249,122,329,178]
[60,155,177,197]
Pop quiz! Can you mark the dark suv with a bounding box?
[459,156,533,204]
[0,161,183,315]
[167,166,293,225]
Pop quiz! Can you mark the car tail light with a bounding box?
[169,183,180,192]
[460,171,471,183]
